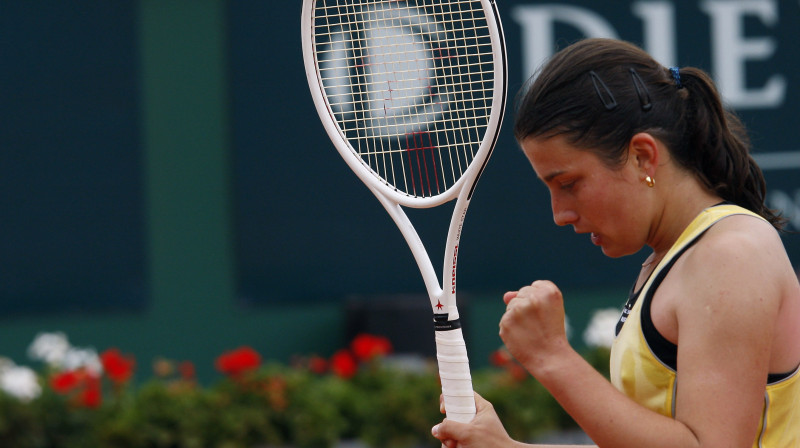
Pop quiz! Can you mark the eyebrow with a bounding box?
[543,170,566,182]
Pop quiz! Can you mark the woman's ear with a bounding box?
[629,132,660,179]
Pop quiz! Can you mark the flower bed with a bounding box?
[0,330,611,448]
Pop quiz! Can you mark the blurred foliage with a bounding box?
[0,335,611,448]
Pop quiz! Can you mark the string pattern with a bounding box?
[313,0,494,198]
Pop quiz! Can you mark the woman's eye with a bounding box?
[560,181,576,191]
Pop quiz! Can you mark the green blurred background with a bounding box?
[0,0,797,383]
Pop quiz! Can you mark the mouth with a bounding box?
[575,227,603,247]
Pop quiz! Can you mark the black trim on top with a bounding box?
[618,222,795,384]
[638,239,700,371]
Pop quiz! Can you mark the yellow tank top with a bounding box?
[609,204,800,447]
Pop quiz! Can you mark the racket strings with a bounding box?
[437,0,484,190]
[313,0,495,198]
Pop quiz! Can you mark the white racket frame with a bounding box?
[301,0,507,423]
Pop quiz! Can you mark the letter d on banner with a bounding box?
[512,5,618,79]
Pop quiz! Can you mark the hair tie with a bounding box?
[669,67,683,89]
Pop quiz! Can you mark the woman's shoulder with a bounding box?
[698,212,786,262]
[676,212,794,302]
[688,212,800,374]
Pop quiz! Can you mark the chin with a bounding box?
[600,246,633,259]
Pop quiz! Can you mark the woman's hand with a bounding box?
[500,280,570,373]
[432,392,517,448]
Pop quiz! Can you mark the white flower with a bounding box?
[0,357,14,371]
[0,363,41,402]
[582,308,621,349]
[62,347,102,374]
[27,331,70,366]
[27,332,101,374]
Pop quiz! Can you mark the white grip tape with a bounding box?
[435,327,475,423]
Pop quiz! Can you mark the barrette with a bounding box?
[589,70,617,111]
[629,68,652,111]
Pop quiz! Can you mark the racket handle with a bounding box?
[435,326,475,423]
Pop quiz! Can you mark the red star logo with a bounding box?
[435,301,444,310]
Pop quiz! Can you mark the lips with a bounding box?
[574,227,602,247]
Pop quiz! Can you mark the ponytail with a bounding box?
[675,68,785,229]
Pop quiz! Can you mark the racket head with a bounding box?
[302,0,507,208]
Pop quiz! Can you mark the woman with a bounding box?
[432,38,800,447]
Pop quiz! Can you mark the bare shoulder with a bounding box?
[670,213,800,374]
[673,213,790,315]
[695,214,790,274]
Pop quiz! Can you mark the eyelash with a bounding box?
[560,181,576,191]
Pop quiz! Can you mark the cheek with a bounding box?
[585,172,638,216]
[577,174,650,255]
[577,182,619,219]
[602,198,651,252]
[584,183,642,236]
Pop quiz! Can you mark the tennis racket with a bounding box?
[302,0,507,423]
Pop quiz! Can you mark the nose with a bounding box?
[551,196,579,226]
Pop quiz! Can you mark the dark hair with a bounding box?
[514,38,784,230]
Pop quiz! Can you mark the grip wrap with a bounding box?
[434,320,475,423]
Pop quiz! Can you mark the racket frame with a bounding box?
[302,0,507,423]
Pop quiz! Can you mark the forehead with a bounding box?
[520,135,604,180]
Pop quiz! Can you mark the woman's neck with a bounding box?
[645,173,722,264]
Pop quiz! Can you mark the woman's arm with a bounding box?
[432,282,700,448]
[659,216,782,445]
[501,250,778,448]
[501,285,703,447]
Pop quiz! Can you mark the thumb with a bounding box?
[432,418,467,443]
[473,390,490,408]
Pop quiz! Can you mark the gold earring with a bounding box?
[645,175,655,188]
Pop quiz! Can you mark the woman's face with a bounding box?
[521,135,651,258]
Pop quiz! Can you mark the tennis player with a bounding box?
[432,38,800,448]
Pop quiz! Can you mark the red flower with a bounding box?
[215,346,262,377]
[308,355,328,375]
[508,363,528,382]
[80,374,102,408]
[330,349,358,379]
[100,348,135,384]
[178,361,196,381]
[351,334,392,361]
[50,369,103,408]
[489,348,512,367]
[488,347,528,382]
[51,370,81,393]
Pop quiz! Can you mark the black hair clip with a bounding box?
[589,71,617,111]
[629,68,652,111]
